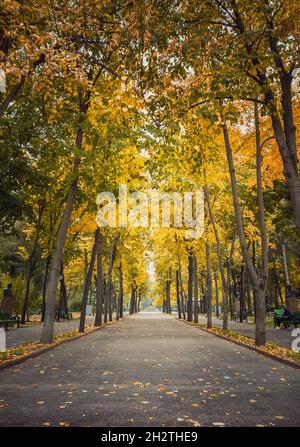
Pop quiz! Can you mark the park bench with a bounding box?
[233,309,248,322]
[55,310,73,322]
[0,311,20,330]
[274,308,300,328]
[283,312,300,328]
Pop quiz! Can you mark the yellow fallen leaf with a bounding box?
[59,421,71,427]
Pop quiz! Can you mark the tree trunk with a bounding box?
[21,203,44,323]
[193,256,199,323]
[119,262,124,318]
[255,103,268,286]
[176,269,182,319]
[130,284,136,315]
[79,231,98,333]
[21,258,33,324]
[245,269,252,315]
[239,263,245,321]
[214,271,220,317]
[40,157,80,343]
[270,112,300,236]
[223,122,265,345]
[137,289,142,312]
[206,241,212,329]
[41,256,51,322]
[59,263,68,314]
[178,261,186,319]
[103,276,108,323]
[204,184,229,329]
[282,242,290,287]
[94,229,103,326]
[40,71,96,343]
[187,253,193,322]
[254,287,266,345]
[232,4,300,236]
[107,237,119,322]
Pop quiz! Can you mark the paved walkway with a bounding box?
[5,316,95,348]
[196,315,294,349]
[0,312,299,427]
[5,312,293,350]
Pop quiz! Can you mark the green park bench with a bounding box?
[274,308,300,328]
[0,311,20,330]
[282,311,300,328]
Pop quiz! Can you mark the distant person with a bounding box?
[1,283,15,314]
[1,283,14,315]
[275,306,293,328]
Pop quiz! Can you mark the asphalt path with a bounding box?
[0,312,299,427]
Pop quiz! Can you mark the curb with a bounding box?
[179,319,300,370]
[0,318,123,371]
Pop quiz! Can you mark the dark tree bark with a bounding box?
[204,184,229,329]
[214,270,220,317]
[176,269,182,319]
[59,263,68,315]
[206,241,212,329]
[41,68,102,343]
[245,269,252,315]
[103,276,108,323]
[41,256,51,322]
[21,203,44,323]
[165,268,171,314]
[94,228,103,326]
[137,289,142,312]
[223,121,266,345]
[187,253,194,322]
[79,230,98,333]
[129,284,136,315]
[117,262,123,319]
[231,3,300,236]
[193,256,199,323]
[107,236,119,322]
[255,103,269,287]
[178,261,186,320]
[239,263,246,321]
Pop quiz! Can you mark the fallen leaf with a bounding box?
[59,421,71,427]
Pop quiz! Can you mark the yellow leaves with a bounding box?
[17,245,29,261]
[186,419,201,427]
[59,421,71,427]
